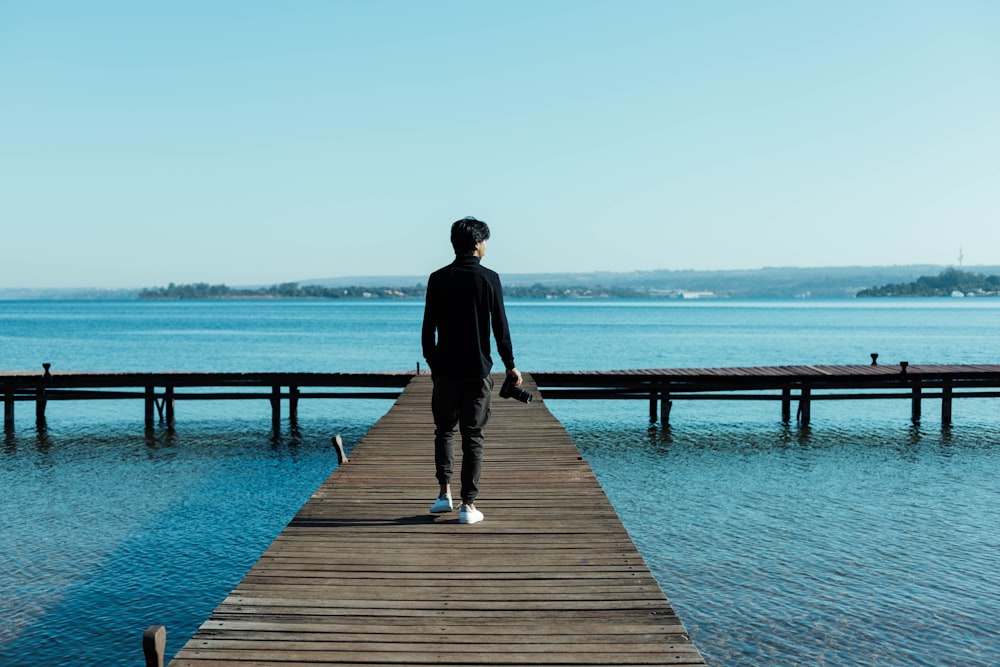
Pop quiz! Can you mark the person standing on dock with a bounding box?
[421,216,522,525]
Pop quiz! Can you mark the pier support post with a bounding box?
[289,386,299,423]
[144,386,155,429]
[35,387,47,425]
[271,386,281,431]
[3,390,13,431]
[661,393,672,426]
[797,386,811,426]
[941,380,953,426]
[781,387,791,422]
[37,362,50,425]
[142,624,166,667]
[911,380,922,423]
[648,390,659,424]
[165,387,175,430]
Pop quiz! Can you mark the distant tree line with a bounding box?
[139,282,425,299]
[139,282,652,300]
[856,269,1000,297]
[505,283,648,299]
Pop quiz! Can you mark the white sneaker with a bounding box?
[429,494,453,514]
[459,504,484,524]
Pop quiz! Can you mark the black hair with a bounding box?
[450,216,491,254]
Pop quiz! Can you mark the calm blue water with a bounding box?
[2,299,999,666]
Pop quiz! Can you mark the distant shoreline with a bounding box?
[4,264,1000,300]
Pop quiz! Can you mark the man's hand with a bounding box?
[507,368,523,387]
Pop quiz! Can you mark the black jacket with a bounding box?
[421,254,515,379]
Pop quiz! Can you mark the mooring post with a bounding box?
[797,386,811,426]
[781,386,791,422]
[941,379,953,426]
[165,387,175,430]
[142,624,166,667]
[271,386,281,431]
[911,379,922,422]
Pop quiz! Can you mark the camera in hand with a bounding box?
[499,375,532,403]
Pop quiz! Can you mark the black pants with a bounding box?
[431,375,493,505]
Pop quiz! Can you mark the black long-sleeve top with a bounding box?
[421,254,515,379]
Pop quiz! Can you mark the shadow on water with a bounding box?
[0,419,372,667]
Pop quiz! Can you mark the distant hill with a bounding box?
[6,265,1000,300]
[304,264,993,299]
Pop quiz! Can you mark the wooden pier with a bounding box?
[150,374,706,666]
[533,362,1000,426]
[1,370,413,431]
[4,363,1000,432]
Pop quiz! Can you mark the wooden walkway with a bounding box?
[534,363,1000,425]
[5,363,1000,430]
[164,374,705,666]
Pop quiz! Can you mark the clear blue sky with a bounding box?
[2,1,997,288]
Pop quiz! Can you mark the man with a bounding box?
[421,216,522,524]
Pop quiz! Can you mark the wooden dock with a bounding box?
[1,370,413,431]
[5,363,1000,431]
[533,363,1000,425]
[156,374,706,666]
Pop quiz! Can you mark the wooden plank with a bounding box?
[168,374,706,666]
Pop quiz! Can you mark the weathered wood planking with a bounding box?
[168,374,706,666]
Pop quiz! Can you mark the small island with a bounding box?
[857,268,1000,297]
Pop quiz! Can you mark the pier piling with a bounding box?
[798,386,812,426]
[3,390,13,431]
[942,380,953,425]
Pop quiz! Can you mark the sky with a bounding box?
[1,1,998,288]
